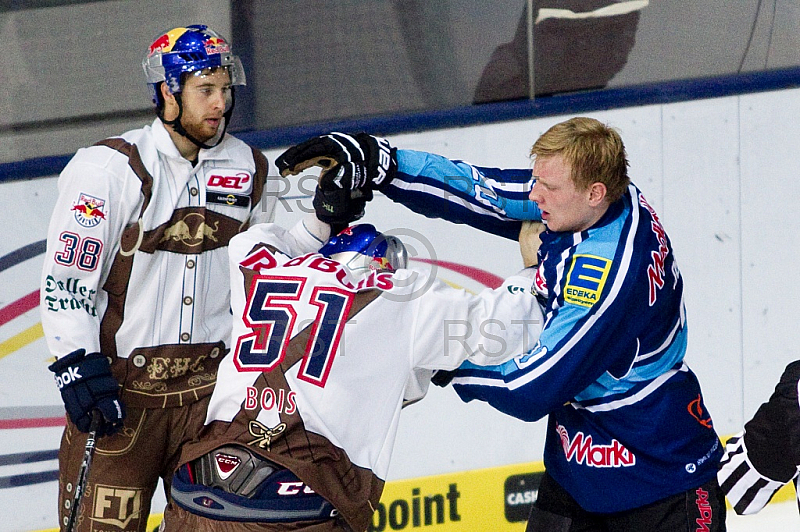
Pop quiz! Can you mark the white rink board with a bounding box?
[2,87,800,530]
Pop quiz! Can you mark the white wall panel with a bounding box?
[661,97,744,432]
[739,88,800,419]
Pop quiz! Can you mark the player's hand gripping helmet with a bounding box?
[319,224,408,280]
[142,25,246,148]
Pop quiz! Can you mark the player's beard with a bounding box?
[181,115,223,144]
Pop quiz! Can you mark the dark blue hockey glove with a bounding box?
[276,132,397,192]
[49,348,125,437]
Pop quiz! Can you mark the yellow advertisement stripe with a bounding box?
[371,459,796,531]
[0,322,43,360]
[369,461,543,531]
[29,459,797,532]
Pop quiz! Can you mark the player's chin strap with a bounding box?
[159,88,236,150]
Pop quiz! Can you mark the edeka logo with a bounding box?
[368,484,461,531]
[563,255,611,308]
[504,472,543,522]
[91,485,143,529]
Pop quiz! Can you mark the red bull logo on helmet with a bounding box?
[148,27,189,56]
[371,256,393,271]
[71,193,107,228]
[204,36,230,55]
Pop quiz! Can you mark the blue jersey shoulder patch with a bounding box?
[563,254,611,307]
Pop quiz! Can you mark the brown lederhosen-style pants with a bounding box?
[56,396,209,532]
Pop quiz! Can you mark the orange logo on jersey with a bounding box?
[688,394,713,429]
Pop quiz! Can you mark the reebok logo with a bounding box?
[54,367,82,389]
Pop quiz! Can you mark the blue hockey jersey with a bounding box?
[385,149,723,513]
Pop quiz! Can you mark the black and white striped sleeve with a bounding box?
[718,433,797,514]
[718,360,800,515]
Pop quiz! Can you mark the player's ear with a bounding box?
[588,182,607,206]
[160,83,178,119]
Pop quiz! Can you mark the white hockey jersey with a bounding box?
[177,223,543,531]
[40,119,323,408]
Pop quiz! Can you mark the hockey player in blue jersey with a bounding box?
[276,117,727,531]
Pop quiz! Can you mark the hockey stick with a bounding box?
[65,411,102,532]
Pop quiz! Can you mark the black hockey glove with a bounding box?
[276,132,398,192]
[49,348,125,437]
[431,369,458,388]
[312,185,370,235]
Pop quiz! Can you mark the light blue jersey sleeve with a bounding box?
[382,150,542,240]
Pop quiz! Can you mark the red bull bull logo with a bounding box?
[71,193,106,228]
[371,256,392,271]
[148,27,188,56]
[149,33,171,55]
[204,36,230,55]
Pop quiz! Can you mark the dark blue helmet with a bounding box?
[319,224,407,279]
[142,24,245,107]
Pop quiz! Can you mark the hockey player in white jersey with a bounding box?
[41,25,334,532]
[161,223,545,531]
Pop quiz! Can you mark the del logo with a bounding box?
[71,193,106,227]
[557,423,635,468]
[206,170,252,193]
[564,255,611,307]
